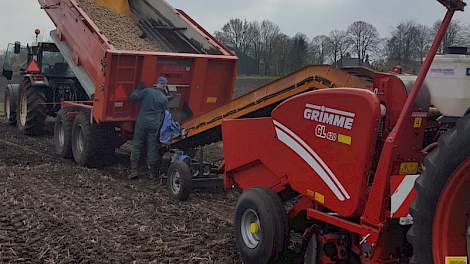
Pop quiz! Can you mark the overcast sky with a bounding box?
[1,1,469,49]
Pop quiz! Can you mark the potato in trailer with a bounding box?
[222,1,470,263]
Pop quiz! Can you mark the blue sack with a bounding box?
[160,110,181,145]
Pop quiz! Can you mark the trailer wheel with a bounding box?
[54,107,80,158]
[4,86,18,125]
[72,111,95,166]
[71,110,120,167]
[17,79,47,135]
[167,161,193,201]
[235,188,289,264]
[408,113,470,264]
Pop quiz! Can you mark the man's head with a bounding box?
[153,76,168,89]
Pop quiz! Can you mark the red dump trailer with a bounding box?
[37,0,238,167]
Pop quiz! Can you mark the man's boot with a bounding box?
[148,164,159,179]
[129,161,139,180]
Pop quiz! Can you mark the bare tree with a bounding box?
[287,33,309,72]
[433,19,465,53]
[327,30,352,66]
[347,21,379,65]
[215,18,256,55]
[386,21,432,73]
[415,24,432,63]
[387,22,417,66]
[247,21,263,75]
[272,33,291,75]
[309,35,330,64]
[260,20,281,75]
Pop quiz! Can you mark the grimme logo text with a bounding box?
[303,104,355,130]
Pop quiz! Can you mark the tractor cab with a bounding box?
[2,42,28,81]
[2,35,88,135]
[2,41,74,80]
[28,42,75,78]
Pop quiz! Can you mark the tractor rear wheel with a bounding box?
[4,86,18,125]
[54,107,80,158]
[17,80,47,135]
[235,187,289,264]
[167,161,193,201]
[408,114,470,264]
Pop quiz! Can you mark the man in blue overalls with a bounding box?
[129,77,169,179]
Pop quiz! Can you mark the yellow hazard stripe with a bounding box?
[446,257,467,264]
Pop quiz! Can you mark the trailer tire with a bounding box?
[4,85,19,125]
[408,113,470,264]
[17,79,47,135]
[235,188,289,264]
[167,161,193,201]
[54,107,80,158]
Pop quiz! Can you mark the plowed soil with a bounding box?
[0,122,240,263]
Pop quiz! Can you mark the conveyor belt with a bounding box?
[172,65,373,149]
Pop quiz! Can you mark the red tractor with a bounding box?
[222,1,469,263]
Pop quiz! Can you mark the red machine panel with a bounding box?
[271,89,380,217]
[224,88,381,218]
[223,118,290,192]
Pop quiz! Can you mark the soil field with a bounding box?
[0,122,240,263]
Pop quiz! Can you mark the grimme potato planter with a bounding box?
[222,1,470,263]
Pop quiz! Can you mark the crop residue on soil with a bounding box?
[78,0,168,52]
[0,122,239,263]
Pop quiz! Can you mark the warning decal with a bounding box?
[446,257,468,264]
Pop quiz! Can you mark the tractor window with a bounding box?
[41,51,74,77]
[2,43,28,72]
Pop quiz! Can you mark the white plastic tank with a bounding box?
[426,47,470,117]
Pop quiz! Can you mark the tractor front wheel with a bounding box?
[4,86,18,125]
[235,188,289,264]
[409,114,470,264]
[17,80,47,135]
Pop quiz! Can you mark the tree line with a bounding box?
[215,18,470,76]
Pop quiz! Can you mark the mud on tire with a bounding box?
[71,110,120,167]
[408,113,470,264]
[54,107,81,158]
[167,161,193,201]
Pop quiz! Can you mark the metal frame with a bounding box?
[297,0,466,253]
[160,147,224,189]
